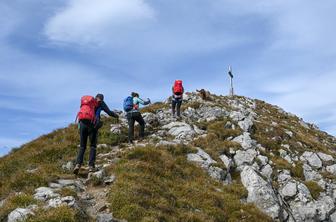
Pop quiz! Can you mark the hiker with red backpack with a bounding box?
[172,80,184,118]
[74,94,118,174]
[123,92,151,144]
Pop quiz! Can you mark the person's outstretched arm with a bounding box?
[101,101,119,118]
[137,97,151,106]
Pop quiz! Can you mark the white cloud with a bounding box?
[44,0,155,46]
[223,0,336,53]
[259,71,336,134]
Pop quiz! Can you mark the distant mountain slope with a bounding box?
[1,91,335,222]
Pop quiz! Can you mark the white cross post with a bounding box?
[228,65,234,96]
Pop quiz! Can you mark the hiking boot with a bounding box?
[89,166,96,173]
[73,164,81,175]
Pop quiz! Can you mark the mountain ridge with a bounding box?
[1,90,336,222]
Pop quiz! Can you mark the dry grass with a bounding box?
[193,133,241,164]
[290,162,305,180]
[27,206,81,222]
[108,145,271,222]
[304,181,323,200]
[0,117,124,199]
[0,194,38,221]
[141,102,169,113]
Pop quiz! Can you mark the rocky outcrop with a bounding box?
[187,148,230,183]
[300,151,323,169]
[241,166,281,219]
[8,206,36,222]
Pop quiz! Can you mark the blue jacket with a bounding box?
[131,97,150,112]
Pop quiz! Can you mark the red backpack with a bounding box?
[76,96,97,122]
[173,80,183,95]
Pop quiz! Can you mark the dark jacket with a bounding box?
[94,101,118,129]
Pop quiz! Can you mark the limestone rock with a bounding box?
[326,164,336,175]
[104,175,116,185]
[301,152,322,169]
[57,179,76,187]
[187,148,216,168]
[303,164,322,181]
[278,170,292,183]
[330,211,336,222]
[219,154,233,170]
[8,208,35,222]
[232,133,255,150]
[240,166,280,219]
[260,164,273,179]
[257,155,268,167]
[162,122,196,140]
[96,213,122,222]
[110,124,122,134]
[34,187,59,201]
[142,112,159,126]
[238,116,254,132]
[208,166,226,181]
[188,148,229,183]
[317,152,334,163]
[234,149,257,168]
[281,181,297,199]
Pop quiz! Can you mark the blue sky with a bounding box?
[1,0,336,156]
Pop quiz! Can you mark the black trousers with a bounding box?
[127,112,145,142]
[76,120,98,167]
[172,98,182,117]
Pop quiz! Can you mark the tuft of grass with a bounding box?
[141,102,169,114]
[193,133,240,163]
[290,162,305,180]
[108,145,271,222]
[207,121,242,140]
[304,181,323,200]
[321,171,336,181]
[181,102,202,111]
[27,206,80,222]
[0,194,38,221]
[270,157,292,171]
[57,188,78,199]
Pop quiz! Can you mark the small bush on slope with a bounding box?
[108,145,271,222]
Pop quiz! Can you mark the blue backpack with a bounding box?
[123,96,133,112]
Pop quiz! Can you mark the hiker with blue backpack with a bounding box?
[124,92,151,144]
[74,94,119,174]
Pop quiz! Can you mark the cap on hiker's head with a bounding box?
[96,94,104,101]
[131,92,139,97]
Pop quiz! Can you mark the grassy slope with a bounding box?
[4,95,335,221]
[107,145,271,222]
